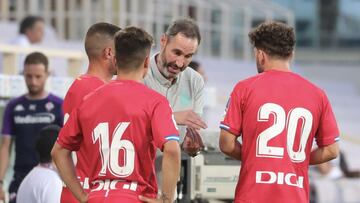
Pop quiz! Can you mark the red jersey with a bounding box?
[220,70,339,203]
[61,74,105,202]
[63,74,105,120]
[57,80,179,201]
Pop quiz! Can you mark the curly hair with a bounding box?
[249,21,295,59]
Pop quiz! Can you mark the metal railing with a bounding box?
[0,43,85,77]
[0,0,294,60]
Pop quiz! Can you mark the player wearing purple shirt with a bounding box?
[0,52,63,203]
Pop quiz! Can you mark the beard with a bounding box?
[159,52,187,79]
[27,86,43,96]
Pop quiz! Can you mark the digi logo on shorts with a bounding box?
[255,171,304,188]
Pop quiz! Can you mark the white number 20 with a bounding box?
[92,122,135,177]
[256,103,313,163]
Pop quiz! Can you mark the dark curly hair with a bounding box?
[249,21,295,59]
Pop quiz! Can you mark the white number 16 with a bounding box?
[92,122,135,177]
[256,103,313,163]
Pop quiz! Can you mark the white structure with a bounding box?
[0,0,294,60]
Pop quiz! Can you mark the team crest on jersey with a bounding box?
[29,104,36,111]
[45,102,54,111]
[14,104,25,112]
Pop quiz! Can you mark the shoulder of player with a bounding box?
[291,73,327,95]
[47,93,63,105]
[72,75,103,89]
[5,95,27,108]
[233,74,261,90]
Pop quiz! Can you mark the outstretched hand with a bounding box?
[173,110,207,130]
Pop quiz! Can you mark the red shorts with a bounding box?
[60,187,78,203]
[88,192,142,203]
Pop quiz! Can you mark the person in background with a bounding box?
[17,125,62,203]
[5,15,45,74]
[188,60,207,82]
[11,15,45,46]
[0,52,63,203]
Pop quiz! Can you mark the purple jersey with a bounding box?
[1,94,63,174]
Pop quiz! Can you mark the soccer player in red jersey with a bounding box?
[219,21,340,203]
[60,22,121,203]
[52,27,181,203]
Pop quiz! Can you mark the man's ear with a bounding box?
[104,47,113,59]
[142,56,150,78]
[259,50,266,65]
[160,34,168,48]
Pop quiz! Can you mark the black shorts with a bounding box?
[8,172,27,203]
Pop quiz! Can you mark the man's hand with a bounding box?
[139,194,172,203]
[181,128,205,157]
[173,110,207,130]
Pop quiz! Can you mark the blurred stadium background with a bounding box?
[0,0,359,202]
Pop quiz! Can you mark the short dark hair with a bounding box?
[188,60,200,71]
[114,26,153,71]
[165,18,201,45]
[85,22,121,58]
[19,15,44,34]
[36,125,60,163]
[248,21,295,59]
[24,52,49,71]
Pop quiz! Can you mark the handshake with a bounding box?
[181,128,205,157]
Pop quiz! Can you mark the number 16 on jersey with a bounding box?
[92,122,135,177]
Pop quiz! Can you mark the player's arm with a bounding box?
[219,129,242,161]
[309,142,339,165]
[0,136,12,200]
[51,143,88,203]
[140,140,180,203]
[161,140,181,202]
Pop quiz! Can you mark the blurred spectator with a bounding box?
[7,15,45,74]
[189,60,207,82]
[16,125,62,203]
[0,52,63,203]
[10,15,45,46]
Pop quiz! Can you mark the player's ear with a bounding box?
[259,50,266,65]
[142,55,150,78]
[103,47,113,59]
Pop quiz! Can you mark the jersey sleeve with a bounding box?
[1,101,14,136]
[57,108,83,151]
[151,99,179,151]
[315,93,340,147]
[220,86,243,136]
